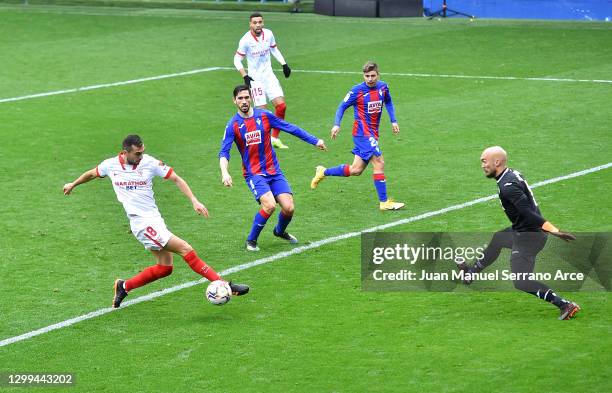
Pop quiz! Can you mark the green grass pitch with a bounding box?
[0,4,611,392]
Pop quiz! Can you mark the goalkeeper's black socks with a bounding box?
[533,287,569,308]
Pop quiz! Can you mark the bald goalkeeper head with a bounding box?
[480,146,508,178]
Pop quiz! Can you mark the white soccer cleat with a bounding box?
[271,137,289,149]
[379,199,405,211]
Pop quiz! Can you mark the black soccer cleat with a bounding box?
[559,302,581,320]
[113,279,128,308]
[273,229,298,244]
[229,282,249,296]
[456,262,473,285]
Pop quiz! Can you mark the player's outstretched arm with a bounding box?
[267,113,322,148]
[63,168,98,195]
[219,157,233,188]
[505,185,576,242]
[542,221,576,242]
[166,171,209,218]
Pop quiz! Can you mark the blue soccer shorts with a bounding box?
[351,136,382,163]
[245,173,293,202]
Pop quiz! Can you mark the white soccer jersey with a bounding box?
[97,153,173,218]
[236,28,278,78]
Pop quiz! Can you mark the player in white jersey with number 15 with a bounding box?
[234,12,292,149]
[63,134,249,309]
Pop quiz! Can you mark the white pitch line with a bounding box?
[282,68,612,84]
[0,67,222,104]
[1,161,610,348]
[2,66,610,105]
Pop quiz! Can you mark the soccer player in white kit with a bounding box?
[63,135,249,308]
[234,12,292,149]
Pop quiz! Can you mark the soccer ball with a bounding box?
[206,280,232,305]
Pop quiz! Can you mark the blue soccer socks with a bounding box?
[247,209,271,241]
[373,173,387,202]
[324,164,350,177]
[275,212,293,235]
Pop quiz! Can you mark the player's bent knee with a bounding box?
[179,242,194,257]
[282,205,295,216]
[373,160,385,171]
[160,253,174,266]
[261,201,276,214]
[350,166,364,176]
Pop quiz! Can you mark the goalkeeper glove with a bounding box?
[550,231,576,242]
[542,221,576,242]
[282,64,291,78]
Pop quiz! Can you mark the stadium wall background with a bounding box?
[315,0,611,20]
[423,0,612,21]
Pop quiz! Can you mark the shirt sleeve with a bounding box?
[334,88,357,126]
[150,156,173,179]
[269,30,276,48]
[96,159,109,177]
[383,85,397,123]
[218,121,235,160]
[265,111,319,145]
[501,183,546,227]
[236,36,247,57]
[234,52,245,71]
[270,46,286,65]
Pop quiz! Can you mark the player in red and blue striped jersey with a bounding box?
[220,85,327,251]
[310,61,405,211]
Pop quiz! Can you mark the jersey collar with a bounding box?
[118,152,139,170]
[496,167,510,183]
[251,29,264,42]
[118,153,126,170]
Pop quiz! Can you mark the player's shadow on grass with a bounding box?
[186,311,245,324]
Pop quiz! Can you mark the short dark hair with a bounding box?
[250,12,263,20]
[233,85,251,98]
[122,134,143,152]
[363,61,379,74]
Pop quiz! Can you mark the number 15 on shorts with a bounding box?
[250,81,266,107]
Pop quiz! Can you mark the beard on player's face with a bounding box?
[251,18,263,36]
[482,164,496,178]
[126,152,143,165]
[239,101,250,113]
[124,145,144,165]
[485,170,496,178]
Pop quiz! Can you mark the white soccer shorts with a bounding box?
[129,215,173,251]
[250,74,284,106]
